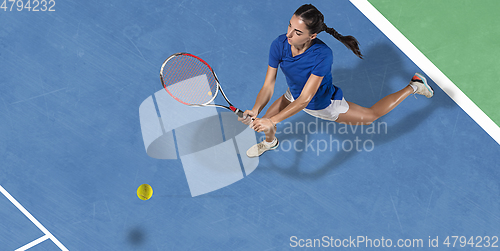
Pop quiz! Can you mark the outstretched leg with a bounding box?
[336,73,433,125]
[336,85,414,125]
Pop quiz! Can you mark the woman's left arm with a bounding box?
[251,74,323,132]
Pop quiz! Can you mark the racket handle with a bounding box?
[234,108,255,121]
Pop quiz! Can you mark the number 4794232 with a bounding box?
[1,0,55,11]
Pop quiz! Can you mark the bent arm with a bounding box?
[251,66,278,115]
[269,74,324,124]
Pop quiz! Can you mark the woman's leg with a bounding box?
[336,85,414,125]
[246,95,291,157]
[260,95,291,142]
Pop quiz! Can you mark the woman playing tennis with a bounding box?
[240,4,433,157]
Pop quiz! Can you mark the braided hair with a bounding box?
[294,4,363,59]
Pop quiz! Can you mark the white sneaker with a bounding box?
[410,73,433,98]
[246,138,279,158]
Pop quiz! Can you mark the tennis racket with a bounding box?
[160,52,245,118]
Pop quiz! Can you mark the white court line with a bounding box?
[0,185,69,251]
[16,235,50,251]
[349,0,500,146]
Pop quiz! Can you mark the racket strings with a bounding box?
[161,55,218,105]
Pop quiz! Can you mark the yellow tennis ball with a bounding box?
[208,91,212,96]
[137,184,153,200]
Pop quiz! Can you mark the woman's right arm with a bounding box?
[239,66,278,124]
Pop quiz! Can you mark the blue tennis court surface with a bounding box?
[1,0,499,250]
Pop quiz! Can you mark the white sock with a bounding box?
[409,84,418,93]
[264,137,277,146]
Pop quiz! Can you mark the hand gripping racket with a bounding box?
[160,52,245,118]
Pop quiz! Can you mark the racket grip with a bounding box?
[235,108,255,121]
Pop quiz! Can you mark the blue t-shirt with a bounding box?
[269,34,343,110]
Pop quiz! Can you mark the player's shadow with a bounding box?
[260,42,455,179]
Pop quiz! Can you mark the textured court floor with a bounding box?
[1,0,499,250]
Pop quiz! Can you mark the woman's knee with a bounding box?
[365,108,383,124]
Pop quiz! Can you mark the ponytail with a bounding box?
[295,4,363,59]
[323,24,363,59]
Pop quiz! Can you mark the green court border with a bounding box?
[350,0,500,146]
[367,0,500,128]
